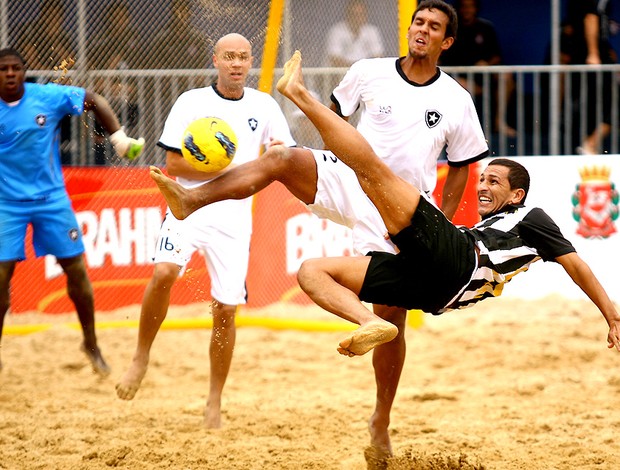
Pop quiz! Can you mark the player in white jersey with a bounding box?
[115,34,296,429]
[331,56,487,194]
[329,2,487,462]
[144,1,487,462]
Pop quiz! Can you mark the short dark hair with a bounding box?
[412,0,458,39]
[488,158,531,203]
[0,48,26,66]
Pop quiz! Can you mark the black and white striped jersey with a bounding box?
[441,205,576,312]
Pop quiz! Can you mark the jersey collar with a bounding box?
[212,83,244,101]
[395,58,441,87]
[481,204,524,220]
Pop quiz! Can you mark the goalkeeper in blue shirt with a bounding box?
[0,48,144,375]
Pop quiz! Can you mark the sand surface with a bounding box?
[1,296,620,469]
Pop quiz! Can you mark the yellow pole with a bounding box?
[399,0,417,56]
[399,1,425,328]
[258,0,286,93]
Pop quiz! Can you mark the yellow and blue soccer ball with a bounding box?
[181,117,237,172]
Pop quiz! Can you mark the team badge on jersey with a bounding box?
[248,118,258,131]
[68,228,79,242]
[35,114,47,127]
[425,110,442,128]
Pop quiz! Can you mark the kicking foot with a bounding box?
[149,166,193,220]
[276,50,305,100]
[337,321,398,357]
[364,445,392,470]
[81,343,111,377]
[115,359,149,400]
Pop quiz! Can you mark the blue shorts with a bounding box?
[0,193,85,261]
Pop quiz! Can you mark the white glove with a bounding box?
[110,128,145,160]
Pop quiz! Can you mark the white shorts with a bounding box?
[306,148,397,255]
[154,198,253,306]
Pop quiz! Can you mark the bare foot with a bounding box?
[204,401,222,429]
[149,166,193,220]
[337,321,398,357]
[81,343,111,377]
[276,50,304,100]
[364,444,391,470]
[115,359,149,400]
[368,414,392,466]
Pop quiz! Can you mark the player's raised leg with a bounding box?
[276,51,419,237]
[280,53,411,459]
[150,144,320,220]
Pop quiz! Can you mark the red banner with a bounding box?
[10,162,479,314]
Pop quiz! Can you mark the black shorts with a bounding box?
[359,196,476,314]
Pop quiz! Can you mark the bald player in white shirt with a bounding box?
[116,33,296,430]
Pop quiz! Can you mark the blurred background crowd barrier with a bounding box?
[1,0,619,165]
[2,0,620,163]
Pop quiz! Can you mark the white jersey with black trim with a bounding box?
[441,206,576,313]
[331,57,489,193]
[159,85,296,189]
[157,84,295,237]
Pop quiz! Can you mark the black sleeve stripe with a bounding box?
[329,93,344,117]
[448,149,490,167]
[157,142,182,154]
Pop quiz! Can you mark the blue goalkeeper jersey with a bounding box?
[0,82,85,201]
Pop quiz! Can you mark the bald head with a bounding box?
[214,33,251,56]
[212,33,253,98]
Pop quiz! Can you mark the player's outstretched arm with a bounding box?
[84,90,145,160]
[556,252,620,351]
[442,165,469,221]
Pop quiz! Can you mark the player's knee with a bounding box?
[263,144,302,168]
[211,301,236,326]
[297,258,321,290]
[374,305,407,328]
[150,263,180,288]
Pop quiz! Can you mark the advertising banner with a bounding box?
[10,157,618,315]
